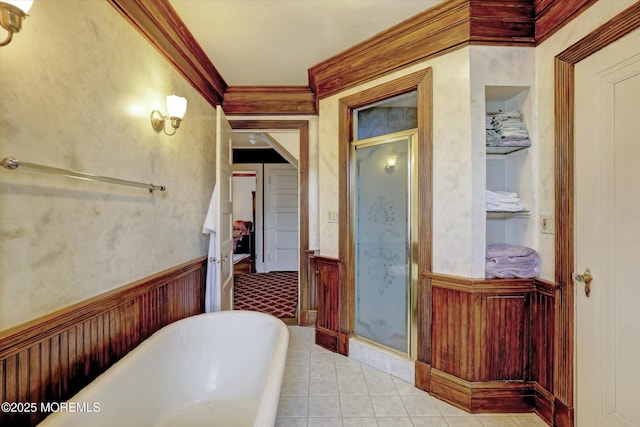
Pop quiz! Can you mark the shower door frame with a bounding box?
[351,130,419,359]
[337,68,433,362]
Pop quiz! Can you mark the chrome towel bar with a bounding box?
[1,157,166,193]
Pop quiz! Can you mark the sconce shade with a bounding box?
[151,95,187,136]
[4,0,33,13]
[166,95,187,119]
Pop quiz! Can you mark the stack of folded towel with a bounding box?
[486,243,538,279]
[486,110,531,148]
[486,190,525,212]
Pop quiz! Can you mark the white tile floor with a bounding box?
[277,326,548,427]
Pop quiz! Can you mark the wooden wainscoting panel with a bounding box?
[0,257,206,426]
[315,256,341,353]
[429,273,544,414]
[485,295,530,381]
[431,286,475,379]
[300,250,319,327]
[532,279,558,393]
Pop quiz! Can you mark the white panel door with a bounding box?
[264,164,298,272]
[216,107,234,310]
[574,28,640,427]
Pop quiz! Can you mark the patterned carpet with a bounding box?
[233,271,298,318]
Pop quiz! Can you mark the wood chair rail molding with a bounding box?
[109,0,596,113]
[0,257,206,426]
[553,3,640,426]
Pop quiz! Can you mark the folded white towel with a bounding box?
[486,201,525,212]
[486,110,530,149]
[486,190,525,211]
[487,190,518,199]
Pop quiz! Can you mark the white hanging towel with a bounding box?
[202,183,220,312]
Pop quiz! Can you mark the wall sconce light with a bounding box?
[150,95,187,136]
[0,0,33,47]
[385,154,397,173]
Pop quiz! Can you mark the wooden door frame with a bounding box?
[228,120,311,324]
[337,68,433,356]
[553,3,640,425]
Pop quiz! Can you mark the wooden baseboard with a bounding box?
[554,399,574,427]
[298,309,317,327]
[415,360,432,391]
[0,257,206,427]
[430,369,535,414]
[315,326,339,352]
[534,383,555,426]
[337,332,349,356]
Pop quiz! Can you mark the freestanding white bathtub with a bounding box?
[39,310,289,427]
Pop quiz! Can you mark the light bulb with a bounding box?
[166,95,187,119]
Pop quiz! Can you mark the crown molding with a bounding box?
[223,86,317,116]
[108,0,597,112]
[107,0,226,107]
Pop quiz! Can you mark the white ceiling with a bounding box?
[169,0,444,86]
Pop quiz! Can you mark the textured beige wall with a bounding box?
[318,49,476,277]
[316,1,636,280]
[0,1,216,330]
[533,0,636,280]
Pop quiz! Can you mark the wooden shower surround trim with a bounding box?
[553,3,640,426]
[337,68,433,357]
[227,120,312,325]
[0,257,206,426]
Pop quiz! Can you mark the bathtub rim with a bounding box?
[38,310,290,427]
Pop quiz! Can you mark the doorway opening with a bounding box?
[337,69,432,367]
[351,90,419,358]
[228,122,309,325]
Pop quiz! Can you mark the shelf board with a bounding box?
[486,211,530,219]
[486,145,530,155]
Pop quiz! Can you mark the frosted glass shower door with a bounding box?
[354,133,414,354]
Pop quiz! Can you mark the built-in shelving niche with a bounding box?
[485,86,533,248]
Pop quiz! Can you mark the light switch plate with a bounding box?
[541,215,555,234]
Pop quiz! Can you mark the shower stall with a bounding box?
[352,129,418,358]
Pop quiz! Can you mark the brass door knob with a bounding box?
[572,268,593,297]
